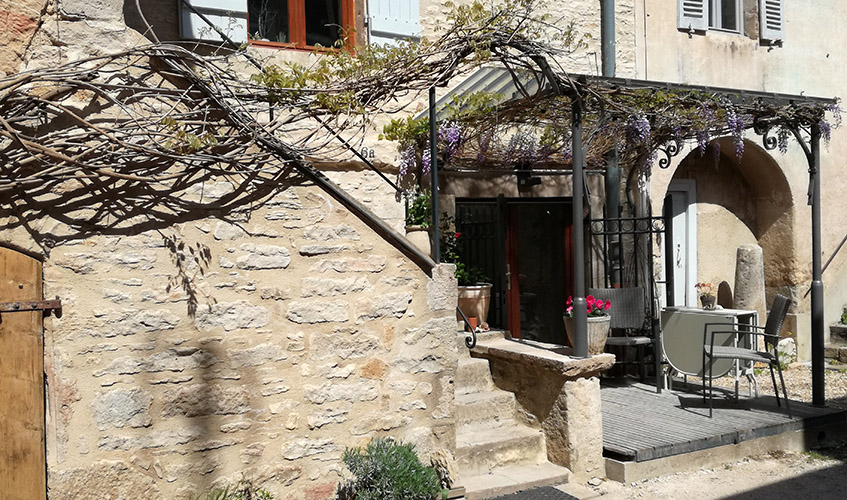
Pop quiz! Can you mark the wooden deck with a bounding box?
[601,379,847,462]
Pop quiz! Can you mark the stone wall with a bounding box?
[1,183,459,499]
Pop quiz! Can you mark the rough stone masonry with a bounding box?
[8,183,460,500]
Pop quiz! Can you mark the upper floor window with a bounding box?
[180,0,354,49]
[709,0,741,33]
[249,0,353,47]
[678,0,784,44]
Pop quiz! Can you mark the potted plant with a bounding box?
[563,295,611,355]
[405,189,432,256]
[695,282,716,310]
[440,214,492,324]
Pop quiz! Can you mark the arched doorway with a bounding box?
[1,246,46,500]
[662,138,795,308]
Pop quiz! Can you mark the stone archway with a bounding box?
[663,137,796,308]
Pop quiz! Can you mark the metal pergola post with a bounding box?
[571,96,588,358]
[429,87,441,263]
[810,123,825,406]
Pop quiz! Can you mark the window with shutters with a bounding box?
[678,0,784,43]
[709,0,742,33]
[368,0,420,46]
[180,0,355,50]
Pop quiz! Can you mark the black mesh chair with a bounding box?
[701,294,792,418]
[589,287,659,387]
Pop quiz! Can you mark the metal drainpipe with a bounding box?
[602,0,621,287]
[601,0,616,77]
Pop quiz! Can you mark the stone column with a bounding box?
[734,244,766,320]
[543,377,605,482]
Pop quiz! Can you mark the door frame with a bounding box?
[664,179,698,307]
[504,197,574,339]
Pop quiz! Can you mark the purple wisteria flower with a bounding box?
[696,130,711,156]
[505,132,538,165]
[476,130,494,164]
[827,102,842,128]
[560,141,572,162]
[421,148,432,175]
[438,120,464,164]
[819,120,832,144]
[726,108,745,158]
[625,114,651,145]
[777,128,790,154]
[712,140,721,167]
[399,143,416,176]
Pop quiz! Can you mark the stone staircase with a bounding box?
[455,331,570,500]
[825,321,847,363]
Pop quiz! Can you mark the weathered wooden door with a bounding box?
[0,247,45,500]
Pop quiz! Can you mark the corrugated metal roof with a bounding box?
[416,65,544,121]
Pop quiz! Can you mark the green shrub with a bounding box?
[406,189,432,228]
[337,437,443,500]
[197,481,273,500]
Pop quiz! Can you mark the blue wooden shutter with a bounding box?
[179,0,248,44]
[369,0,421,46]
[759,0,784,43]
[678,0,708,32]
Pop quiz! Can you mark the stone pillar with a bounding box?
[734,244,766,321]
[543,377,605,482]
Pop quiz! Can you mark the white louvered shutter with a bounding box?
[759,0,785,43]
[369,0,421,46]
[179,0,248,44]
[678,0,708,32]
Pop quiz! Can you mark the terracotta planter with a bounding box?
[404,226,431,256]
[564,315,611,355]
[457,284,492,324]
[700,295,717,310]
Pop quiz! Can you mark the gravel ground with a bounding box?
[706,361,847,409]
[585,363,847,499]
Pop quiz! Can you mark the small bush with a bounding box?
[197,480,273,500]
[337,437,443,500]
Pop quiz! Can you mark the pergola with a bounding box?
[415,67,835,403]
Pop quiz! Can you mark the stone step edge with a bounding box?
[458,462,571,500]
[455,418,519,435]
[456,425,545,452]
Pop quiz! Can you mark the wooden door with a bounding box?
[0,247,45,500]
[505,201,573,344]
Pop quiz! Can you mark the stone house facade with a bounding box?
[1,0,845,499]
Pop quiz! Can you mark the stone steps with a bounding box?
[456,358,495,395]
[456,425,548,477]
[824,343,847,363]
[455,390,517,432]
[453,354,570,499]
[460,462,571,500]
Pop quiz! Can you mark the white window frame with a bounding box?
[709,0,743,35]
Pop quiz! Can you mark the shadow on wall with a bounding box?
[718,280,733,309]
[0,45,309,255]
[124,0,181,42]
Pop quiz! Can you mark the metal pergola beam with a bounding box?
[581,74,837,106]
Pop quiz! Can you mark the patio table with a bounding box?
[661,307,758,390]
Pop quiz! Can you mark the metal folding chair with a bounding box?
[701,294,792,418]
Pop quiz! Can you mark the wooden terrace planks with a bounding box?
[601,381,846,462]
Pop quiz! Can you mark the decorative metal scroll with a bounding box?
[657,141,683,169]
[589,216,666,236]
[457,306,477,349]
